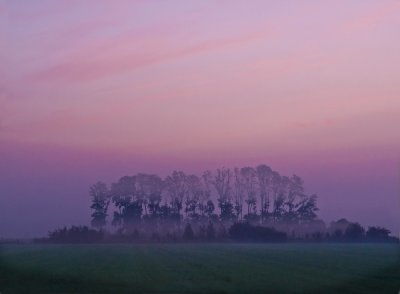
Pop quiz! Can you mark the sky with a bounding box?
[0,0,399,238]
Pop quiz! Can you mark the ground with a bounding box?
[0,243,399,293]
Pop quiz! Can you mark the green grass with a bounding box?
[0,243,399,293]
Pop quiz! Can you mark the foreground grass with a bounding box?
[0,243,399,293]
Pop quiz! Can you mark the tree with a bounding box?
[219,199,235,222]
[366,226,391,241]
[144,174,164,220]
[233,167,245,220]
[256,164,272,223]
[211,168,231,202]
[48,226,103,243]
[285,175,304,222]
[183,223,194,240]
[344,223,365,241]
[296,194,318,222]
[271,172,287,222]
[185,174,202,221]
[241,167,257,218]
[210,168,235,221]
[136,173,163,220]
[199,172,212,218]
[165,171,187,220]
[228,222,287,242]
[90,181,110,229]
[204,200,216,220]
[206,222,216,240]
[110,176,136,228]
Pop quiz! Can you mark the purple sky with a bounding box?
[0,0,399,238]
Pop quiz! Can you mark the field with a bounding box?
[0,243,399,293]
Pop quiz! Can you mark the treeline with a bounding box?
[322,219,397,243]
[89,165,319,235]
[38,164,396,244]
[41,221,396,244]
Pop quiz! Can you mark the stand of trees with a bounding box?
[44,226,104,243]
[325,219,396,243]
[90,165,319,234]
[39,164,397,244]
[42,221,396,244]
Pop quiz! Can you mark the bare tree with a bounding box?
[270,171,281,222]
[136,174,163,221]
[110,176,136,227]
[90,181,110,229]
[241,167,257,219]
[211,168,231,201]
[185,174,202,220]
[256,164,272,223]
[233,167,245,220]
[273,175,290,222]
[211,168,234,221]
[285,174,305,222]
[165,170,187,220]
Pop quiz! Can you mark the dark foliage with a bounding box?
[207,222,216,240]
[90,164,322,234]
[183,223,194,241]
[366,226,395,242]
[75,165,399,244]
[344,223,365,241]
[46,226,103,243]
[229,222,287,242]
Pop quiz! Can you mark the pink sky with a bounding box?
[0,0,399,237]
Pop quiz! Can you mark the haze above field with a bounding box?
[0,1,399,238]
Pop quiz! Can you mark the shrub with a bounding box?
[366,226,391,242]
[344,223,365,241]
[183,223,194,241]
[47,226,104,243]
[229,222,287,242]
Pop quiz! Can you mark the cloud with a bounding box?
[29,26,272,83]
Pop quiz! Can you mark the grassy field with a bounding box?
[0,243,399,294]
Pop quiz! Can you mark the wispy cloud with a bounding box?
[29,25,272,83]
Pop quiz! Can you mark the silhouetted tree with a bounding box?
[204,199,217,221]
[207,222,216,240]
[90,181,110,229]
[233,167,245,220]
[110,176,134,225]
[136,173,163,221]
[183,223,194,240]
[146,174,164,220]
[366,226,391,241]
[210,168,232,220]
[218,199,235,222]
[198,173,211,219]
[285,175,304,222]
[48,226,103,243]
[229,222,287,242]
[185,174,202,221]
[110,176,141,230]
[296,194,318,222]
[165,171,187,220]
[241,167,257,218]
[124,201,143,224]
[256,165,272,223]
[344,223,365,241]
[271,172,285,222]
